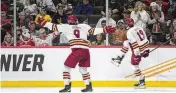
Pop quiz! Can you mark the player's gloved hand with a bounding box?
[36,16,47,26]
[131,54,141,65]
[141,49,150,58]
[111,56,124,67]
[103,26,115,34]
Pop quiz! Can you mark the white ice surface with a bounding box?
[1,88,176,93]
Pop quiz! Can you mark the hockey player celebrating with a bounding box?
[111,18,150,89]
[36,15,115,92]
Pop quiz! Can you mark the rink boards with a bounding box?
[1,46,176,87]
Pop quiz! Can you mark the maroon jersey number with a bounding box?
[137,30,145,41]
[74,29,80,38]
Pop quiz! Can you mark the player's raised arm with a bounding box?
[87,25,115,35]
[35,17,67,33]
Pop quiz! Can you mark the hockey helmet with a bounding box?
[124,18,134,27]
[67,15,78,24]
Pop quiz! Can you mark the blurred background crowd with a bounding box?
[1,0,176,46]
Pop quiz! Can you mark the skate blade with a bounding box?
[111,61,120,67]
[134,86,146,89]
[59,90,71,93]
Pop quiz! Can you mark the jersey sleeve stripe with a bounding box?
[88,28,95,35]
[121,47,128,51]
[41,21,47,26]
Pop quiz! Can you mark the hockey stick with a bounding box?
[149,38,173,53]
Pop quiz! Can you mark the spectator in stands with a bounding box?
[36,0,56,16]
[1,24,12,43]
[109,20,127,45]
[131,1,155,29]
[75,0,93,15]
[155,0,169,15]
[24,0,38,20]
[65,4,74,15]
[101,0,122,16]
[31,28,59,46]
[149,2,165,33]
[28,21,39,36]
[17,30,35,46]
[96,8,116,28]
[170,31,176,45]
[52,4,68,24]
[122,9,131,19]
[19,11,33,27]
[1,34,13,46]
[1,10,12,26]
[57,0,73,13]
[35,7,52,24]
[91,33,105,45]
[16,27,23,41]
[170,18,176,35]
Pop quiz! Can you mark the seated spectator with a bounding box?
[19,11,33,27]
[57,0,73,13]
[96,8,116,28]
[31,28,59,46]
[28,21,40,36]
[1,10,12,27]
[1,34,13,46]
[101,0,123,17]
[170,31,176,45]
[24,0,38,19]
[35,7,52,24]
[1,24,12,43]
[52,4,68,24]
[75,0,93,15]
[122,9,131,19]
[36,0,56,15]
[170,18,176,33]
[17,30,35,46]
[91,33,105,45]
[65,4,74,15]
[109,20,127,45]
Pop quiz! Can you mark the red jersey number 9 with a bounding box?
[74,29,80,38]
[137,30,145,41]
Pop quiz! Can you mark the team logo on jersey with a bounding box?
[52,24,58,32]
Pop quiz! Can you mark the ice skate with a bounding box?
[81,82,93,92]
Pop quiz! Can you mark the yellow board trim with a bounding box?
[1,81,176,87]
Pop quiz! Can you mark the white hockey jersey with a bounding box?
[126,26,149,55]
[43,22,106,48]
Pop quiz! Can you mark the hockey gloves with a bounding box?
[131,54,141,65]
[103,26,115,34]
[141,49,150,58]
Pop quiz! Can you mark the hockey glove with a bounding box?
[103,26,115,34]
[111,56,124,67]
[141,49,150,58]
[131,54,141,65]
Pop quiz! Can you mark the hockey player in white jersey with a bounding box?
[36,15,115,92]
[111,18,150,89]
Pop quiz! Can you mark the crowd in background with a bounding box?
[1,0,176,46]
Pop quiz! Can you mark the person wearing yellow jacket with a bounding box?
[35,7,52,24]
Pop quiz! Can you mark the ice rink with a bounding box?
[1,88,176,93]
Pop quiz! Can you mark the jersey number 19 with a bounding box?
[137,30,145,41]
